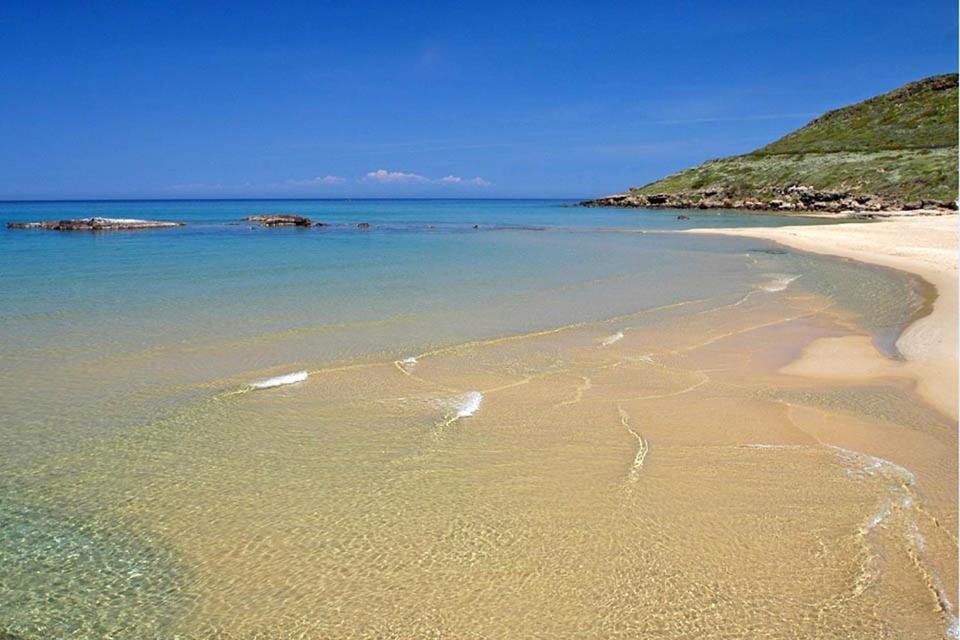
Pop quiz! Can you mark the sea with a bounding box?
[0,199,954,638]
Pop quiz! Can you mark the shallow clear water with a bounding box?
[1,201,909,458]
[0,200,950,639]
[0,197,841,229]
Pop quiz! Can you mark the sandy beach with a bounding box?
[1,3,955,636]
[31,269,957,637]
[4,204,957,637]
[689,214,958,420]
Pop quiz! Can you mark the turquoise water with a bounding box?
[0,197,837,230]
[0,199,928,638]
[0,200,912,456]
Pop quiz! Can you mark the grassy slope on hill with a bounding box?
[630,74,958,205]
[754,74,957,154]
[644,148,956,202]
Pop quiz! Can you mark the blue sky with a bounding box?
[0,1,955,199]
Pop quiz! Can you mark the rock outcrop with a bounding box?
[581,186,957,214]
[7,217,184,231]
[242,214,312,227]
[580,75,958,214]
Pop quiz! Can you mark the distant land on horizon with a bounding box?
[582,74,959,213]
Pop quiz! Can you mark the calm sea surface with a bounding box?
[0,199,897,455]
[1,200,945,638]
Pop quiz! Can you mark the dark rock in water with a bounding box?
[677,214,690,220]
[314,222,330,227]
[495,225,547,232]
[6,217,184,231]
[356,222,371,229]
[242,214,312,227]
[472,224,480,229]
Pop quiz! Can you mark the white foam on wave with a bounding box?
[434,391,483,429]
[830,445,958,635]
[829,445,915,485]
[741,443,800,450]
[865,500,892,533]
[401,356,417,366]
[618,406,648,484]
[744,441,956,633]
[601,331,624,346]
[452,391,483,418]
[907,515,960,637]
[759,273,800,292]
[249,370,309,389]
[947,617,960,640]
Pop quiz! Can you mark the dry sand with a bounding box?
[689,214,958,420]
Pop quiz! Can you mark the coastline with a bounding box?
[4,204,957,637]
[688,214,958,420]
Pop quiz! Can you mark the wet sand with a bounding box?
[688,215,958,420]
[8,273,956,638]
[2,219,957,638]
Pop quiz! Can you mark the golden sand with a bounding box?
[39,272,957,638]
[690,215,958,419]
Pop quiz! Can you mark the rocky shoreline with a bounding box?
[579,185,958,214]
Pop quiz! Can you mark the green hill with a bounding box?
[583,74,958,212]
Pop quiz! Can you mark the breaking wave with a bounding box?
[434,391,483,429]
[601,331,624,346]
[451,391,483,418]
[829,446,958,636]
[759,273,800,292]
[249,371,309,389]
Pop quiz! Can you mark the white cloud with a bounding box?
[439,175,491,187]
[362,169,491,186]
[362,169,428,183]
[286,175,345,186]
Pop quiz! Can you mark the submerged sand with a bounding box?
[3,219,957,638]
[8,257,955,638]
[689,215,958,420]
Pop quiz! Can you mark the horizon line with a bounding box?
[0,196,590,204]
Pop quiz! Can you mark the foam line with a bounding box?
[601,331,624,346]
[759,273,800,292]
[828,445,958,636]
[437,391,483,428]
[249,371,308,389]
[618,406,648,483]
